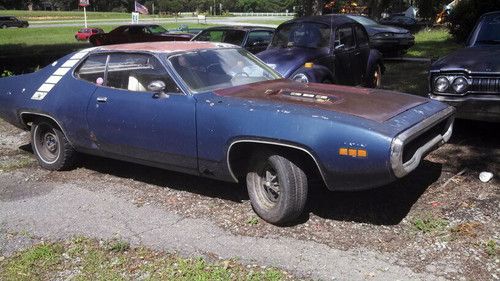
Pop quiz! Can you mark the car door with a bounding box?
[86,52,198,172]
[244,30,274,54]
[353,24,370,83]
[333,24,359,85]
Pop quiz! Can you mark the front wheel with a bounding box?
[31,120,77,170]
[246,151,308,225]
[367,64,382,88]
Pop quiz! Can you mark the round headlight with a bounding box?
[452,77,468,93]
[292,73,309,83]
[434,77,449,92]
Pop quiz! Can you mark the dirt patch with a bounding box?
[0,119,498,280]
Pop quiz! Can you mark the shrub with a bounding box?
[448,0,500,42]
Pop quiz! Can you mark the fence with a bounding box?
[177,12,295,17]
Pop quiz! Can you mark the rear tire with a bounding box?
[246,150,308,225]
[1,25,7,29]
[31,120,77,171]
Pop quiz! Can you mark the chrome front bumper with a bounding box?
[390,106,455,178]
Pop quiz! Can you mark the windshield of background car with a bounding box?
[269,22,331,49]
[348,15,378,26]
[473,14,500,45]
[193,29,246,46]
[167,48,281,93]
[147,25,168,34]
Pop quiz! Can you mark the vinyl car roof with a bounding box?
[282,14,356,27]
[98,41,235,53]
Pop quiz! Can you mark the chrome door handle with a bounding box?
[96,97,108,103]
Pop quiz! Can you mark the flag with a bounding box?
[134,1,149,15]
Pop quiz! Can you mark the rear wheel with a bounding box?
[1,24,7,29]
[31,120,77,170]
[246,151,308,225]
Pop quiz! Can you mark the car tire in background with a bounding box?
[367,64,382,88]
[31,119,77,171]
[1,24,7,29]
[246,150,308,225]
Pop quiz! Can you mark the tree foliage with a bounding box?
[448,0,500,42]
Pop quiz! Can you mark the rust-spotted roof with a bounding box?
[96,41,235,53]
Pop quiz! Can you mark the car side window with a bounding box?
[246,31,273,47]
[354,25,369,47]
[335,26,355,50]
[106,53,181,93]
[75,53,108,85]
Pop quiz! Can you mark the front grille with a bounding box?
[470,77,500,94]
[402,119,448,163]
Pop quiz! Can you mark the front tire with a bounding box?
[246,151,308,225]
[31,120,77,170]
[367,64,382,88]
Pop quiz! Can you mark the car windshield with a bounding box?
[147,25,168,34]
[347,15,378,26]
[473,14,500,45]
[269,22,331,49]
[193,29,246,46]
[167,48,281,93]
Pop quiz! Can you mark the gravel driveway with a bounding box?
[0,119,498,280]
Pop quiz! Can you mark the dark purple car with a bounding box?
[429,11,500,122]
[257,14,384,88]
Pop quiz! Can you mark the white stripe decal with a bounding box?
[62,59,80,68]
[45,75,63,84]
[31,47,95,101]
[53,67,71,76]
[32,92,48,100]
[38,83,56,92]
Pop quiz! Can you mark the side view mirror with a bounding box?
[148,80,166,92]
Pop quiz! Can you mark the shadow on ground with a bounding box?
[17,119,497,226]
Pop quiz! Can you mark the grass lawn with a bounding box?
[382,61,430,96]
[407,27,461,59]
[0,10,159,21]
[0,237,290,281]
[0,23,211,56]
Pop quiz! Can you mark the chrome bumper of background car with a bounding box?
[429,94,500,122]
[390,106,455,178]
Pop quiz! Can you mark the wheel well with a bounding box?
[20,113,61,131]
[228,142,325,186]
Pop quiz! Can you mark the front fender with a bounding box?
[366,49,385,77]
[290,65,335,84]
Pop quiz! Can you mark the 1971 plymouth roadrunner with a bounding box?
[257,14,385,87]
[0,42,455,224]
[429,11,500,122]
[89,24,193,46]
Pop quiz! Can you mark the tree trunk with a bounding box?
[304,0,325,16]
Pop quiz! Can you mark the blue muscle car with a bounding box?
[0,42,455,225]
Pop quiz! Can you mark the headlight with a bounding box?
[434,77,450,92]
[374,32,393,38]
[452,77,468,93]
[292,73,309,83]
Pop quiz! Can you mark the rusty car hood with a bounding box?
[213,79,428,123]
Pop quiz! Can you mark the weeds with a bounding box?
[411,214,448,234]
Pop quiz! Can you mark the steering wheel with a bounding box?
[233,72,249,78]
